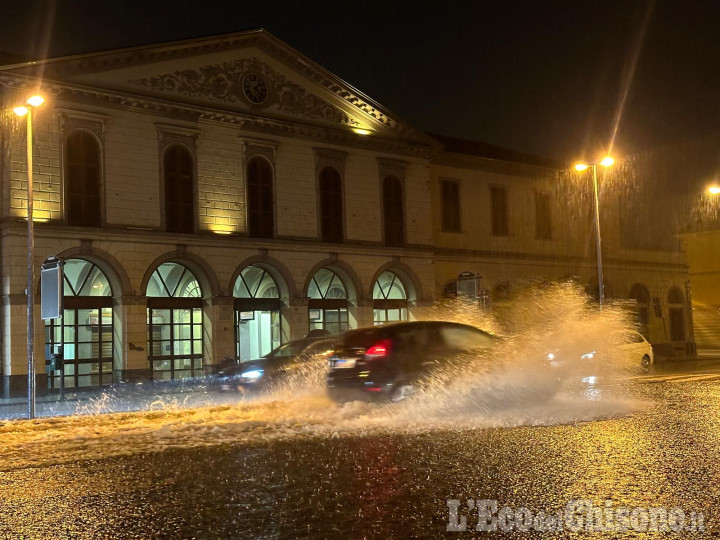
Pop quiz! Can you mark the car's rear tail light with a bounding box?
[365,339,392,358]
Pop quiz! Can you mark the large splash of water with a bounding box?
[0,283,646,470]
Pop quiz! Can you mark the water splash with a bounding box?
[0,283,646,471]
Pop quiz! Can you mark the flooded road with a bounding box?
[0,367,719,538]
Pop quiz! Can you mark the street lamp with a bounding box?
[14,94,45,419]
[707,185,720,195]
[574,156,615,306]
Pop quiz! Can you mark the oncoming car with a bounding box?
[326,321,496,402]
[548,331,655,380]
[576,331,654,372]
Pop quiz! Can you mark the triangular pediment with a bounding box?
[2,30,435,147]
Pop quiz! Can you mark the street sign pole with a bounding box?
[41,256,64,401]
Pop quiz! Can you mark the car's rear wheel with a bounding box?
[389,382,414,403]
[641,355,651,372]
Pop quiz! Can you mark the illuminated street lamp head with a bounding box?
[600,156,615,167]
[708,185,720,195]
[574,163,589,172]
[26,95,44,107]
[13,95,45,117]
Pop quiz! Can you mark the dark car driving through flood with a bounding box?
[326,321,496,402]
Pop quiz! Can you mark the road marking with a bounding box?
[633,373,720,384]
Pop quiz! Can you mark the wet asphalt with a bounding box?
[1,366,720,539]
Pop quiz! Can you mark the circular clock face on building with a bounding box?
[242,73,268,104]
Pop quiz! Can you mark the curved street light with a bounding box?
[574,156,615,306]
[14,94,45,419]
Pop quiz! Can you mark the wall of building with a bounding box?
[429,153,693,355]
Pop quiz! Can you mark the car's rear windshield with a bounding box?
[438,325,495,350]
[342,328,386,349]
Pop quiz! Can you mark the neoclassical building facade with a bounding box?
[0,30,693,396]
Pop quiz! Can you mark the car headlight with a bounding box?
[241,369,264,380]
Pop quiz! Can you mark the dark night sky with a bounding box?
[0,0,718,163]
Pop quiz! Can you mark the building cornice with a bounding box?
[433,246,688,272]
[0,221,435,258]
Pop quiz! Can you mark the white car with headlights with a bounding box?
[578,332,654,372]
[547,331,654,377]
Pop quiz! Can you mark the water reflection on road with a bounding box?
[0,376,718,538]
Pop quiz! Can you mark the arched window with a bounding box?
[233,265,283,361]
[630,283,651,333]
[668,286,686,341]
[382,176,405,247]
[65,131,101,227]
[164,145,194,233]
[247,157,274,238]
[319,167,343,243]
[308,268,349,334]
[373,271,408,324]
[146,263,203,380]
[44,259,113,389]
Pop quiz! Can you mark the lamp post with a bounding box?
[14,94,44,419]
[574,156,615,306]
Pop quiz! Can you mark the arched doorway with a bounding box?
[44,258,113,389]
[233,265,282,361]
[146,262,203,380]
[372,271,408,324]
[630,283,651,336]
[307,268,349,334]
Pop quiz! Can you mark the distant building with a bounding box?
[0,30,694,397]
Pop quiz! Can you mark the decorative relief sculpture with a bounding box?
[130,58,359,127]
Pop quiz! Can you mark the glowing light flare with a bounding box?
[708,185,720,195]
[574,156,614,171]
[26,95,44,107]
[352,128,371,136]
[208,223,236,235]
[13,106,28,117]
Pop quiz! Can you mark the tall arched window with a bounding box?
[44,259,113,389]
[164,145,194,233]
[373,271,408,324]
[382,176,405,247]
[146,263,203,380]
[247,157,274,238]
[65,131,101,227]
[668,286,686,341]
[319,167,343,243]
[233,265,283,361]
[630,283,651,335]
[308,268,349,334]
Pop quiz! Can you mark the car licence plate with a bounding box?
[332,358,357,369]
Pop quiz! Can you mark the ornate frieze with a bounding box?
[130,58,360,128]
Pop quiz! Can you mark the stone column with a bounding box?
[285,296,308,341]
[120,295,151,382]
[208,295,235,369]
[355,297,374,329]
[1,292,47,397]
